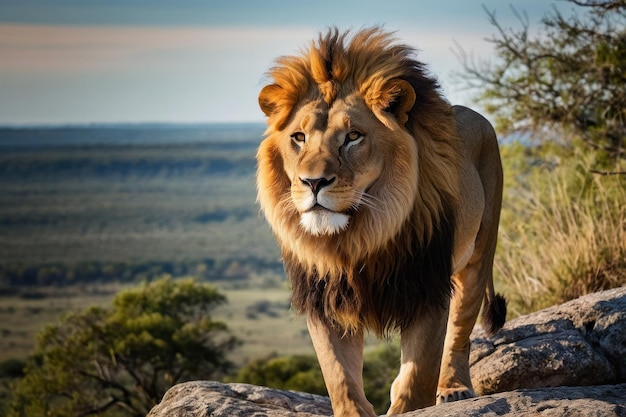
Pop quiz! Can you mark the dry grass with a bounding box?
[495,149,626,316]
[0,284,125,361]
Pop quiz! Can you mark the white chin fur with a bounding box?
[300,211,350,236]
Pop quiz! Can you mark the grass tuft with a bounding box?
[495,146,626,316]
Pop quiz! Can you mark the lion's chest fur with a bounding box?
[285,211,455,335]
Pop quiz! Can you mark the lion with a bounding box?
[256,27,506,416]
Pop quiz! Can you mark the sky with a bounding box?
[0,1,566,125]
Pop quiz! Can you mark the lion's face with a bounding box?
[281,94,387,235]
[264,91,417,237]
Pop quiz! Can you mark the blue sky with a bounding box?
[0,1,563,125]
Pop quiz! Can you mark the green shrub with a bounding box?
[233,341,401,414]
[8,277,239,417]
[233,354,327,396]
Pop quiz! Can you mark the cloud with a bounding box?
[0,24,316,74]
[0,24,197,73]
[0,23,496,124]
[0,24,321,123]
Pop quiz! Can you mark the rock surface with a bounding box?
[146,381,333,417]
[148,287,626,417]
[147,381,626,417]
[471,286,626,394]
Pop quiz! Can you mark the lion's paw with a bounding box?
[436,387,476,404]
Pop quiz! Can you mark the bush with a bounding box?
[233,354,326,396]
[8,277,239,417]
[233,341,401,415]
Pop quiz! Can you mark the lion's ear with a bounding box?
[373,79,416,127]
[258,84,283,117]
[259,84,292,130]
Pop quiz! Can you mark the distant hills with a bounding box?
[0,122,266,148]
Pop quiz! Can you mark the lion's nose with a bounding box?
[300,176,336,195]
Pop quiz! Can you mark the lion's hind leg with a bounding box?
[436,248,506,403]
[436,264,483,404]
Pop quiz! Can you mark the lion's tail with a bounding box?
[482,280,507,336]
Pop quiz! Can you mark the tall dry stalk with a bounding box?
[495,152,626,316]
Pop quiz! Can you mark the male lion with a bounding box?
[256,28,506,416]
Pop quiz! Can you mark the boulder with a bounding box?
[146,381,333,417]
[471,286,626,394]
[148,287,626,417]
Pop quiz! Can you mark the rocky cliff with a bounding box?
[148,287,626,417]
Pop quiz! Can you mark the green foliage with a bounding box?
[233,342,400,415]
[361,342,400,414]
[8,277,239,417]
[496,143,626,315]
[456,0,626,314]
[233,354,327,396]
[459,0,625,160]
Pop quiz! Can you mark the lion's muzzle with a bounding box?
[296,175,351,236]
[299,176,336,195]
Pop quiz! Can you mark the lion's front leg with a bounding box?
[306,316,376,417]
[387,307,449,415]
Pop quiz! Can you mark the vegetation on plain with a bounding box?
[458,0,625,315]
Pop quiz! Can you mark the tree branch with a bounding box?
[589,169,626,175]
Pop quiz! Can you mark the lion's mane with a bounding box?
[257,28,461,335]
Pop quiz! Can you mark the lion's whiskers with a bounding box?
[278,191,294,208]
[354,190,385,213]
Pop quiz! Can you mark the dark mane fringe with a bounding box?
[287,204,456,335]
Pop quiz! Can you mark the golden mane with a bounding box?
[257,27,461,334]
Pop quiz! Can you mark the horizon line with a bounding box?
[0,120,267,129]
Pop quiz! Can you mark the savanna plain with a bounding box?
[0,124,314,366]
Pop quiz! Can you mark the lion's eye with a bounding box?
[291,132,306,143]
[345,131,363,143]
